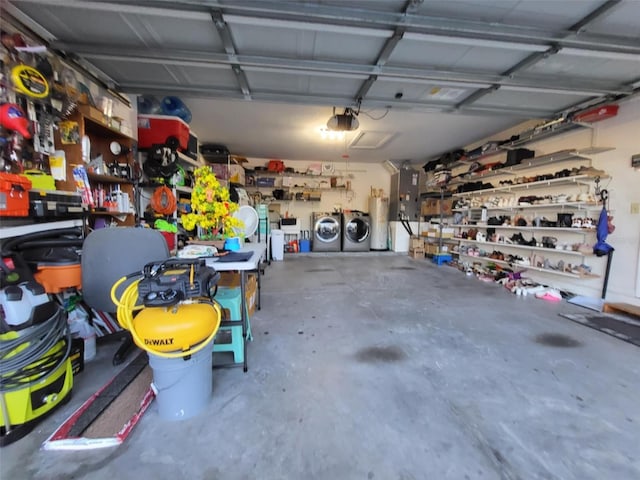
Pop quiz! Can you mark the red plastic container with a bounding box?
[0,173,31,216]
[573,104,619,123]
[137,114,190,150]
[160,231,176,251]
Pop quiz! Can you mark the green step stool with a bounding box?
[213,287,253,363]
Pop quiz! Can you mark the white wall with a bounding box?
[473,98,640,306]
[243,158,390,232]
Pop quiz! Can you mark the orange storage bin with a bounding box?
[33,264,82,294]
[0,173,31,216]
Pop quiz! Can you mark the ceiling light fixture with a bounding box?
[326,106,360,132]
[319,127,345,140]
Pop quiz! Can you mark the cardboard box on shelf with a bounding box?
[421,198,453,216]
[410,236,424,249]
[425,243,439,255]
[421,198,438,216]
[78,104,107,125]
[425,242,449,255]
[440,199,453,216]
[427,226,455,238]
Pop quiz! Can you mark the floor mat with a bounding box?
[42,351,154,450]
[559,312,640,347]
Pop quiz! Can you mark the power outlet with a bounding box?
[631,203,640,215]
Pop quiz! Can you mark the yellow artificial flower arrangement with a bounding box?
[181,165,244,238]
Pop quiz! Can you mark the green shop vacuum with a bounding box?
[1,248,73,446]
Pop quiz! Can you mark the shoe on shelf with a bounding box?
[510,233,525,244]
[531,254,544,268]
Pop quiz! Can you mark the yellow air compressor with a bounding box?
[111,258,222,358]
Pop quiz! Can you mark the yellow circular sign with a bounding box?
[11,64,49,98]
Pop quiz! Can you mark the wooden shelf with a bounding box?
[79,107,134,141]
[53,107,136,227]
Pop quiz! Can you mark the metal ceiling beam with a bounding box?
[568,0,621,33]
[455,0,622,111]
[58,43,632,96]
[354,0,419,106]
[210,9,251,100]
[455,48,560,109]
[118,80,550,117]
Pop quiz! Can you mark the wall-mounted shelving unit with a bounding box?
[54,106,136,228]
[420,140,612,289]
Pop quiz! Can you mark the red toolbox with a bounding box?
[0,173,32,216]
[137,114,190,150]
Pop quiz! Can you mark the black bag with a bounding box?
[201,143,230,163]
[505,148,534,166]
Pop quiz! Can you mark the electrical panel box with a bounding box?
[389,168,420,221]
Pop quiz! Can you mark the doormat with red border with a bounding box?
[42,352,154,450]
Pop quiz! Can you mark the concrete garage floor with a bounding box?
[2,253,640,479]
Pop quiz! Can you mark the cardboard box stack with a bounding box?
[409,237,425,259]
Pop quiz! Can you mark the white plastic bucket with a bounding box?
[148,339,214,421]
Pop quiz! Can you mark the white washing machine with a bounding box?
[312,212,341,252]
[342,211,371,251]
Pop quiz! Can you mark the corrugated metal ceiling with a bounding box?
[3,0,638,162]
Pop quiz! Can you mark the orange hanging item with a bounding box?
[151,185,177,215]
